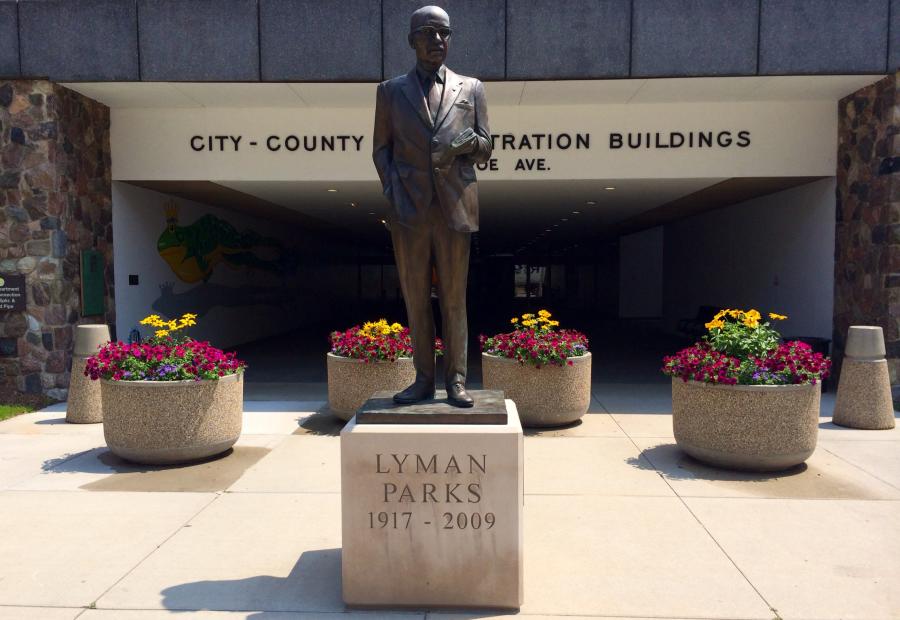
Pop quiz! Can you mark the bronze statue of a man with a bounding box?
[372,5,492,407]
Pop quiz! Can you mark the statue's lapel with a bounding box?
[434,68,463,131]
[400,70,433,129]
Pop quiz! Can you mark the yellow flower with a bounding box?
[182,313,198,320]
[510,317,519,324]
[358,319,404,339]
[743,317,759,329]
[538,309,551,318]
[139,314,161,325]
[521,313,534,320]
[549,320,559,327]
[727,309,741,318]
[155,329,170,337]
[746,309,761,320]
[144,317,167,328]
[769,312,788,320]
[705,319,725,330]
[521,319,536,327]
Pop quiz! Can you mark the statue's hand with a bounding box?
[450,128,477,155]
[433,129,478,168]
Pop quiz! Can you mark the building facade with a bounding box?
[0,0,898,400]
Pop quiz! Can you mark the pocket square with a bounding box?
[455,99,474,108]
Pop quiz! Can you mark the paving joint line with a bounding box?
[85,604,423,615]
[0,603,90,609]
[637,446,781,618]
[589,387,612,414]
[85,492,224,609]
[67,603,761,618]
[611,412,780,618]
[817,444,900,492]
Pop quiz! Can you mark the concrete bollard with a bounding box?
[832,326,896,430]
[66,324,111,424]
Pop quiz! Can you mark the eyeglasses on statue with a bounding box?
[412,25,452,40]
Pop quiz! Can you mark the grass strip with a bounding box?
[0,404,35,422]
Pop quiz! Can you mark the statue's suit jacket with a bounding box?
[372,66,492,233]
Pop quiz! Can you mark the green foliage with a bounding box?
[706,319,780,359]
[0,404,34,422]
[703,309,780,358]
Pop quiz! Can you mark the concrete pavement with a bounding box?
[0,383,898,619]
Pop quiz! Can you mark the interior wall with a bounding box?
[663,178,836,339]
[112,181,315,349]
[619,226,664,318]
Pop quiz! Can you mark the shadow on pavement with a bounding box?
[524,419,583,436]
[34,416,70,425]
[293,407,347,436]
[630,443,808,481]
[40,446,272,492]
[160,548,344,614]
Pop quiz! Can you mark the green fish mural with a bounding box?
[157,199,292,283]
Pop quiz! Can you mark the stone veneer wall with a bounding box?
[834,71,900,384]
[0,80,114,401]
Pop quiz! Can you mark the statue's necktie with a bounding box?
[426,77,441,124]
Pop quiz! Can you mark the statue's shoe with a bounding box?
[447,382,475,408]
[393,381,436,404]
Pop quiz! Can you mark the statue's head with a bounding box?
[408,5,451,69]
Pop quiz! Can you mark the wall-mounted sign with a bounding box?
[0,274,26,312]
[81,250,105,316]
[111,101,837,181]
[180,129,753,175]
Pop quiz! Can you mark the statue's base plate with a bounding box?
[356,389,507,425]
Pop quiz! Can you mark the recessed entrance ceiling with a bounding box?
[126,176,819,256]
[219,177,725,253]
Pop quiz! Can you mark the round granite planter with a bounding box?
[100,373,243,465]
[327,353,417,421]
[671,378,821,472]
[481,352,591,427]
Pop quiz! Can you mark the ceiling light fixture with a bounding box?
[561,218,568,221]
[586,200,596,206]
[327,188,338,192]
[572,210,581,215]
[604,186,616,191]
[350,202,357,207]
[368,211,375,215]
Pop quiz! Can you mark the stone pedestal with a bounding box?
[65,324,110,424]
[340,392,524,609]
[833,326,896,430]
[833,360,896,429]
